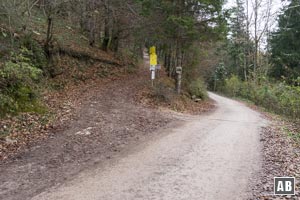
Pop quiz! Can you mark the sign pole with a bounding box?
[151,68,155,86]
[149,46,158,87]
[176,66,182,94]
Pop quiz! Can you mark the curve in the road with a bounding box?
[33,93,266,200]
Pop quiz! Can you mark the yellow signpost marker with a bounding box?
[150,46,156,54]
[149,46,158,86]
[149,46,157,66]
[150,54,157,66]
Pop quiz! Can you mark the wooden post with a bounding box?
[176,66,182,94]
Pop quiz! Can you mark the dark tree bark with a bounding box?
[45,16,53,57]
[102,0,110,51]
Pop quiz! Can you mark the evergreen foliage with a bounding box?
[269,0,300,83]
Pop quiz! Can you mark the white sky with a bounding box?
[223,0,288,49]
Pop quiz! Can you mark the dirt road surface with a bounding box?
[32,92,266,200]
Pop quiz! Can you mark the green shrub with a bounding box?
[0,47,43,117]
[224,75,241,97]
[275,84,300,118]
[188,78,208,100]
[0,94,15,115]
[222,77,300,119]
[20,35,47,70]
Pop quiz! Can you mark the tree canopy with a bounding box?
[269,0,300,84]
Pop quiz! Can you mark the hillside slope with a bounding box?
[0,51,215,200]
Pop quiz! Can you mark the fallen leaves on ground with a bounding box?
[251,117,300,200]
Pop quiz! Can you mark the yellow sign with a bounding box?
[150,46,156,55]
[150,46,157,66]
[150,54,157,66]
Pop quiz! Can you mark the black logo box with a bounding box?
[274,177,295,195]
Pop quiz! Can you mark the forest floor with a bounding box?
[249,109,300,199]
[0,54,214,200]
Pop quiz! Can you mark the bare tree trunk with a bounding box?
[243,54,248,81]
[245,0,249,82]
[102,0,110,51]
[164,46,171,76]
[111,21,119,52]
[45,16,53,56]
[88,16,95,46]
[176,54,182,94]
[252,0,272,81]
[254,0,258,80]
[175,39,182,94]
[8,15,14,47]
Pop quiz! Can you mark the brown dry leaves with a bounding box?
[135,69,215,115]
[0,60,125,162]
[251,118,300,200]
[136,84,215,115]
[0,113,51,160]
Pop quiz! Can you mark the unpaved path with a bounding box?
[32,93,266,200]
[0,67,174,200]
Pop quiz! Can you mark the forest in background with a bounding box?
[0,0,299,120]
[0,0,226,118]
[212,0,300,120]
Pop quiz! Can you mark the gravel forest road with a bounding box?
[33,92,267,200]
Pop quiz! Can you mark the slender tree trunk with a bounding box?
[165,47,171,76]
[110,21,119,52]
[8,15,14,47]
[102,0,110,51]
[253,0,258,80]
[45,16,53,57]
[175,39,182,94]
[245,0,250,81]
[244,52,247,81]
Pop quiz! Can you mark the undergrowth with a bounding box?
[221,75,300,120]
[0,46,46,117]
